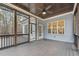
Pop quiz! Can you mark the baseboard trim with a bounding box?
[44,38,74,43]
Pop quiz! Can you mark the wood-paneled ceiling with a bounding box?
[13,3,74,19]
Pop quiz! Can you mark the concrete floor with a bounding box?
[0,39,79,56]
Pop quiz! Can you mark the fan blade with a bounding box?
[45,5,52,10]
[47,11,53,14]
[37,8,43,11]
[36,12,42,15]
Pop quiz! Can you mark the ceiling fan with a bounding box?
[37,4,53,15]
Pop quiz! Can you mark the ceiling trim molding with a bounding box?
[43,11,73,21]
[3,3,43,20]
[72,3,77,13]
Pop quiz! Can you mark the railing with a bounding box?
[0,34,28,49]
[16,34,28,44]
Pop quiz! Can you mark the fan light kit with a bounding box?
[37,5,52,15]
[42,11,46,14]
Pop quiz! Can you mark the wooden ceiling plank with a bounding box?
[12,3,74,19]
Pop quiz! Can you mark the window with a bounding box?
[30,17,36,23]
[48,20,64,34]
[38,26,42,36]
[52,21,57,34]
[0,6,14,35]
[48,23,52,33]
[24,25,28,34]
[58,20,64,34]
[17,12,29,34]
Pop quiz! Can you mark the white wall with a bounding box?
[43,13,74,43]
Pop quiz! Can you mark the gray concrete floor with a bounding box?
[0,39,79,56]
